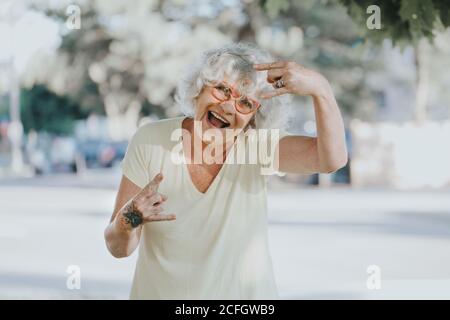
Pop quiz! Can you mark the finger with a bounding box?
[266,69,285,83]
[140,205,164,218]
[146,173,163,193]
[150,206,165,215]
[253,61,286,70]
[151,197,167,207]
[261,87,290,99]
[147,193,163,205]
[147,213,177,222]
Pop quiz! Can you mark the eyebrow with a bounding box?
[221,80,259,101]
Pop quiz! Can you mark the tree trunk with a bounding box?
[414,39,430,123]
[104,94,142,141]
[9,57,24,175]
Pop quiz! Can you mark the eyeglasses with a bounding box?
[209,82,261,115]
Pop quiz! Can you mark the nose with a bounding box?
[219,100,235,116]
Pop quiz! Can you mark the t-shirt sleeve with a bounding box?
[120,127,150,189]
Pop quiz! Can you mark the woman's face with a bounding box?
[193,77,260,143]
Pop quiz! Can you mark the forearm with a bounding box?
[104,201,141,258]
[312,84,348,173]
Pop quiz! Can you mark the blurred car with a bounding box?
[50,136,77,173]
[77,139,128,168]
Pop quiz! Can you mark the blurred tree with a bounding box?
[339,0,450,45]
[338,0,450,122]
[21,85,85,135]
[256,0,381,123]
[262,0,450,122]
[39,4,144,140]
[30,0,440,136]
[31,0,232,140]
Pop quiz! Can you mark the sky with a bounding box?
[0,1,61,75]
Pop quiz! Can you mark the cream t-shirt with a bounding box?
[120,117,287,299]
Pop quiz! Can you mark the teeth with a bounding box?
[210,111,230,124]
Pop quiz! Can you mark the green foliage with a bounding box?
[0,95,8,118]
[40,6,110,116]
[339,0,450,45]
[20,85,86,135]
[261,0,450,45]
[261,0,291,18]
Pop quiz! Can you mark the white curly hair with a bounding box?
[175,42,293,129]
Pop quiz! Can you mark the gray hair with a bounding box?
[175,42,292,129]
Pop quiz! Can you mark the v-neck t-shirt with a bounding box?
[120,116,286,299]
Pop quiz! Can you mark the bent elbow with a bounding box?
[105,241,130,259]
[321,156,348,174]
[104,228,130,259]
[336,155,349,172]
[110,249,130,259]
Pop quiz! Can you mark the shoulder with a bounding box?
[130,117,185,145]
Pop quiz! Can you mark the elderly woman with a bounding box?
[104,43,347,299]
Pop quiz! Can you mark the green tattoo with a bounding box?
[122,201,143,228]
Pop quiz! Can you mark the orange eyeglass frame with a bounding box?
[209,81,261,115]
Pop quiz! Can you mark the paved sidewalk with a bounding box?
[0,173,449,299]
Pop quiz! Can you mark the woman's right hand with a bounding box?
[106,173,175,258]
[123,173,176,226]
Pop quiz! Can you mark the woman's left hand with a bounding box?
[254,61,330,99]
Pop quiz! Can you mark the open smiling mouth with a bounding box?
[207,110,231,129]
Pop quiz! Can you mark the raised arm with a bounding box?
[254,61,348,174]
